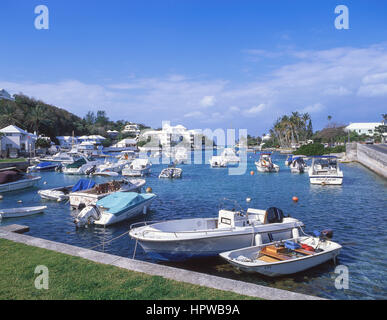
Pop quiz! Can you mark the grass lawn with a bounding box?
[0,158,27,163]
[0,239,257,300]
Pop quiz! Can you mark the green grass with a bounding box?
[0,239,257,300]
[0,158,27,163]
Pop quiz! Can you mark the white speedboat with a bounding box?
[38,185,74,202]
[39,152,81,164]
[74,191,157,227]
[159,167,182,179]
[308,156,343,185]
[129,206,304,261]
[0,206,47,219]
[220,148,240,164]
[122,159,151,177]
[255,153,280,172]
[62,156,101,175]
[289,156,307,174]
[0,168,41,193]
[116,150,136,161]
[69,178,146,209]
[219,235,341,277]
[92,160,124,177]
[209,156,227,168]
[27,161,58,172]
[285,154,294,166]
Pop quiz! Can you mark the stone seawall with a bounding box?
[346,143,387,178]
[0,161,29,171]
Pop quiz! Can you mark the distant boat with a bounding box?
[289,156,307,174]
[159,167,182,179]
[27,161,58,172]
[0,168,41,193]
[122,159,152,177]
[62,156,101,175]
[38,185,74,202]
[0,206,47,219]
[39,152,81,164]
[73,191,157,227]
[285,154,293,166]
[255,153,280,172]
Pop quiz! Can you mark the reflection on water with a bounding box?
[0,152,386,299]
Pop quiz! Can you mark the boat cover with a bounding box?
[97,191,155,215]
[37,162,54,168]
[66,158,86,169]
[265,207,284,224]
[0,170,22,184]
[71,179,95,192]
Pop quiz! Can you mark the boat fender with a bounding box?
[321,229,333,239]
[255,234,262,246]
[292,228,300,239]
[301,243,315,252]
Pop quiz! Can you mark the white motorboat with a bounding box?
[38,185,73,202]
[289,156,307,174]
[285,154,294,166]
[308,156,343,185]
[129,206,304,261]
[220,148,240,164]
[92,160,125,177]
[219,235,341,277]
[39,152,81,164]
[27,161,58,172]
[255,153,280,172]
[174,147,189,164]
[62,156,101,175]
[209,156,227,168]
[0,206,47,219]
[73,191,157,227]
[159,167,182,179]
[115,150,136,161]
[0,168,41,193]
[122,159,151,177]
[69,178,146,209]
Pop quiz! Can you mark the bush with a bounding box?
[324,145,346,154]
[35,138,51,149]
[294,143,325,156]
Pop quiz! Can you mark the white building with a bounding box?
[344,122,382,136]
[122,123,140,135]
[0,89,14,101]
[141,123,199,148]
[56,136,78,148]
[112,138,137,149]
[107,130,119,138]
[0,125,36,156]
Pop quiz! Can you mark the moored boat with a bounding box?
[308,156,343,185]
[27,161,58,172]
[73,191,157,227]
[62,156,101,175]
[122,159,152,177]
[219,234,341,277]
[255,153,280,172]
[159,167,182,179]
[0,206,47,219]
[289,156,307,173]
[129,206,304,261]
[0,168,41,193]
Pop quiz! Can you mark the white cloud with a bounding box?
[184,111,204,118]
[242,104,266,116]
[301,103,325,114]
[200,95,216,107]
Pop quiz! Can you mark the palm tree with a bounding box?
[0,103,22,127]
[27,105,46,136]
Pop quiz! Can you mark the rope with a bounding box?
[87,230,130,250]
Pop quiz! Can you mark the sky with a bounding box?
[1,0,387,136]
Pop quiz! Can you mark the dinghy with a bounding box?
[129,206,304,261]
[219,233,341,277]
[73,191,157,227]
[0,206,47,219]
[159,167,182,179]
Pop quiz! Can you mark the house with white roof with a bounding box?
[0,125,36,157]
[0,89,14,101]
[122,123,140,136]
[344,122,382,136]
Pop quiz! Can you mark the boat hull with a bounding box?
[309,176,343,185]
[0,176,41,193]
[0,206,47,218]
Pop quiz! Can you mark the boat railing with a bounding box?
[140,226,237,239]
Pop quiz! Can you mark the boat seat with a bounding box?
[294,248,315,256]
[258,255,281,263]
[260,246,291,261]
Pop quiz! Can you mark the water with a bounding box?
[1,152,386,299]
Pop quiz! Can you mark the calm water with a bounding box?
[0,152,386,300]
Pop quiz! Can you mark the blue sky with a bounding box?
[1,0,387,135]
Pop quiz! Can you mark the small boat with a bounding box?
[285,154,293,166]
[115,150,137,161]
[73,191,157,227]
[38,185,74,202]
[39,152,81,164]
[159,167,182,179]
[129,206,304,261]
[209,148,240,167]
[219,234,341,277]
[255,153,280,172]
[174,148,189,164]
[308,156,343,185]
[92,160,124,177]
[122,159,152,177]
[27,161,58,172]
[69,178,146,209]
[0,168,41,193]
[209,156,227,168]
[289,156,307,173]
[62,156,101,175]
[0,206,47,219]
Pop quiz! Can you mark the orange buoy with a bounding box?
[292,196,299,203]
[146,187,153,193]
[250,171,255,176]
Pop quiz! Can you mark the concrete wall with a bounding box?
[346,143,387,178]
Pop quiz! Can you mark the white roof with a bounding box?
[0,125,29,135]
[345,122,381,130]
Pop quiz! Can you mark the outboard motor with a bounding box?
[264,207,284,224]
[55,164,63,173]
[74,206,101,228]
[85,165,96,176]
